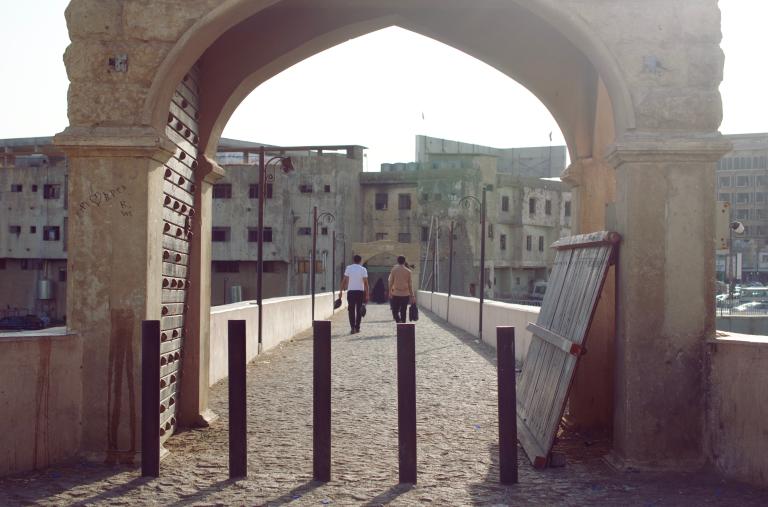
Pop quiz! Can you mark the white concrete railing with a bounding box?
[209,292,342,386]
[417,290,539,362]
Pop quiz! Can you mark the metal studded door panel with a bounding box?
[159,65,200,442]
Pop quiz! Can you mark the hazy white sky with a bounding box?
[0,1,765,172]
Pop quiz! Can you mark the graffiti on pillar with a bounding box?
[75,184,129,218]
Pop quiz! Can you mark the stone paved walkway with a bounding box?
[0,304,765,506]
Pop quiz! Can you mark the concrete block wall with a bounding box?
[705,334,768,487]
[0,330,82,476]
[417,290,539,363]
[209,292,342,385]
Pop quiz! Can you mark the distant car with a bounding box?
[0,315,45,331]
[733,302,768,312]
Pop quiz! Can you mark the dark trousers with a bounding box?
[390,295,410,323]
[347,290,364,330]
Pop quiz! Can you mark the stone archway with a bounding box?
[56,0,729,469]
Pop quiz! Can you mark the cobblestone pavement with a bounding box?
[1,305,765,506]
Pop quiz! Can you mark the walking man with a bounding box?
[388,255,415,323]
[339,254,369,334]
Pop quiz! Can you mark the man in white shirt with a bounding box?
[339,254,369,334]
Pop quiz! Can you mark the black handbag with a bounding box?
[333,297,342,309]
[361,304,367,317]
[408,303,419,322]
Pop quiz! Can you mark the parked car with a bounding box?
[0,315,45,330]
[733,301,768,312]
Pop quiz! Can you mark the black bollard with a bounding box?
[313,320,332,482]
[141,320,161,477]
[397,323,417,484]
[228,320,247,479]
[497,326,518,484]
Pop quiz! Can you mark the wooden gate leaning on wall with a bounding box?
[516,231,621,467]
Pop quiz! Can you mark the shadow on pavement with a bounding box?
[262,479,323,506]
[362,482,414,506]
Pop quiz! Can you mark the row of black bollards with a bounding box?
[140,319,518,486]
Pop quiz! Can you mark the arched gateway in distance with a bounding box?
[54,0,729,471]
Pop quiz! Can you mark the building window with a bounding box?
[564,201,571,217]
[299,184,313,193]
[324,184,331,193]
[500,234,507,251]
[375,232,388,241]
[736,175,750,187]
[9,225,21,235]
[735,209,749,220]
[529,198,536,215]
[31,184,38,192]
[212,184,232,199]
[501,195,509,212]
[248,227,272,242]
[43,226,60,241]
[756,192,766,203]
[538,236,544,252]
[421,193,429,202]
[398,193,412,210]
[757,175,767,186]
[545,199,552,215]
[526,235,532,251]
[298,227,312,236]
[213,261,239,273]
[759,209,768,219]
[421,226,429,242]
[375,193,388,210]
[718,176,731,187]
[398,233,411,243]
[58,268,67,282]
[21,259,29,270]
[249,183,273,199]
[43,184,61,199]
[0,259,5,270]
[11,184,22,192]
[321,227,328,236]
[30,226,37,233]
[736,193,750,204]
[212,227,230,242]
[262,261,277,273]
[760,156,767,169]
[718,193,730,202]
[487,224,494,239]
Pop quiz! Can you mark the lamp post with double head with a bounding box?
[458,186,487,341]
[312,208,335,320]
[257,147,295,353]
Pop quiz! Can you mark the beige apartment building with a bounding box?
[208,143,364,305]
[715,133,768,283]
[0,138,68,321]
[364,136,571,301]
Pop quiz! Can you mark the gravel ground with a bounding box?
[0,304,765,506]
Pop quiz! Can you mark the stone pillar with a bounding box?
[561,157,616,433]
[177,155,223,428]
[55,126,174,463]
[606,134,730,468]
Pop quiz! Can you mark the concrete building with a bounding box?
[0,137,68,321]
[715,133,768,283]
[208,144,364,305]
[365,137,571,301]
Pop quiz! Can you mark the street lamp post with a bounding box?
[312,208,336,320]
[257,147,294,353]
[729,220,745,310]
[458,186,488,341]
[332,231,336,311]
